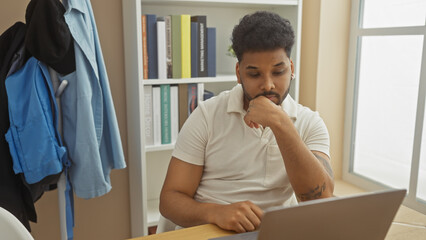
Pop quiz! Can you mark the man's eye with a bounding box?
[248,73,260,77]
[273,71,285,76]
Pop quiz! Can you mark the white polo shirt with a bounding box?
[172,84,330,210]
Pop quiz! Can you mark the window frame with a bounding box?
[343,0,426,214]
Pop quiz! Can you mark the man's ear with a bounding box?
[290,59,295,76]
[236,62,241,84]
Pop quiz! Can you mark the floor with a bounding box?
[334,180,426,239]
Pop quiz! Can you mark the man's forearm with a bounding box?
[159,190,217,228]
[160,190,264,233]
[270,116,334,200]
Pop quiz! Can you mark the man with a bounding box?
[160,11,334,233]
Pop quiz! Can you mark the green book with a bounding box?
[172,15,182,78]
[161,84,171,144]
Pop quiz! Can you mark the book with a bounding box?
[172,15,191,78]
[197,83,204,103]
[142,15,148,79]
[152,86,162,145]
[181,15,191,78]
[165,16,173,78]
[157,17,167,79]
[207,27,216,77]
[144,85,153,145]
[171,15,182,79]
[170,85,179,143]
[191,22,199,78]
[191,16,207,77]
[160,84,171,144]
[188,83,198,115]
[146,14,158,79]
[203,89,214,101]
[178,83,188,130]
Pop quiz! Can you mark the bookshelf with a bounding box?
[122,0,303,237]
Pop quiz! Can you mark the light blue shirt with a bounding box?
[60,0,126,199]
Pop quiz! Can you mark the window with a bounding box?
[344,0,426,214]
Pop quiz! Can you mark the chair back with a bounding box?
[0,207,34,240]
[156,215,177,233]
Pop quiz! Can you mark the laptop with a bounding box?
[209,189,406,240]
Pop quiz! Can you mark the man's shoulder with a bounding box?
[297,103,319,118]
[283,95,318,120]
[283,97,324,127]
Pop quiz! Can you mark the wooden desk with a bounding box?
[129,222,425,240]
[128,224,234,240]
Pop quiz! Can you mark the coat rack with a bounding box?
[48,67,69,240]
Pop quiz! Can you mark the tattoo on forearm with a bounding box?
[313,153,334,179]
[298,183,326,201]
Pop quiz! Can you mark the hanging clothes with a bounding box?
[60,0,126,199]
[22,1,77,238]
[5,57,66,184]
[4,58,74,239]
[1,0,125,237]
[0,0,76,234]
[0,22,36,232]
[24,0,75,75]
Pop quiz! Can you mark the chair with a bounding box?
[156,214,177,233]
[0,207,34,240]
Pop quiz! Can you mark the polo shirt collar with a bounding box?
[227,84,245,114]
[227,84,298,120]
[282,92,298,120]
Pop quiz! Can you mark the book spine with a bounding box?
[152,86,162,145]
[170,85,179,143]
[144,85,153,145]
[188,83,198,115]
[191,22,199,78]
[181,15,191,78]
[165,16,173,78]
[191,16,207,77]
[207,27,216,77]
[142,15,148,79]
[178,83,188,130]
[157,18,167,80]
[171,15,182,79]
[146,14,158,79]
[197,83,204,103]
[161,84,171,144]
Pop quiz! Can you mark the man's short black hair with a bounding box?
[231,11,295,62]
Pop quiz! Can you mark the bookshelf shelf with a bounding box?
[122,0,303,237]
[141,0,299,7]
[145,143,175,152]
[142,74,236,85]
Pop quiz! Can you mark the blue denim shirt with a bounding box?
[60,0,126,199]
[5,57,66,184]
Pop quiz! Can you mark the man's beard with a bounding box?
[240,77,291,106]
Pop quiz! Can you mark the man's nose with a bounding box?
[261,75,275,91]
